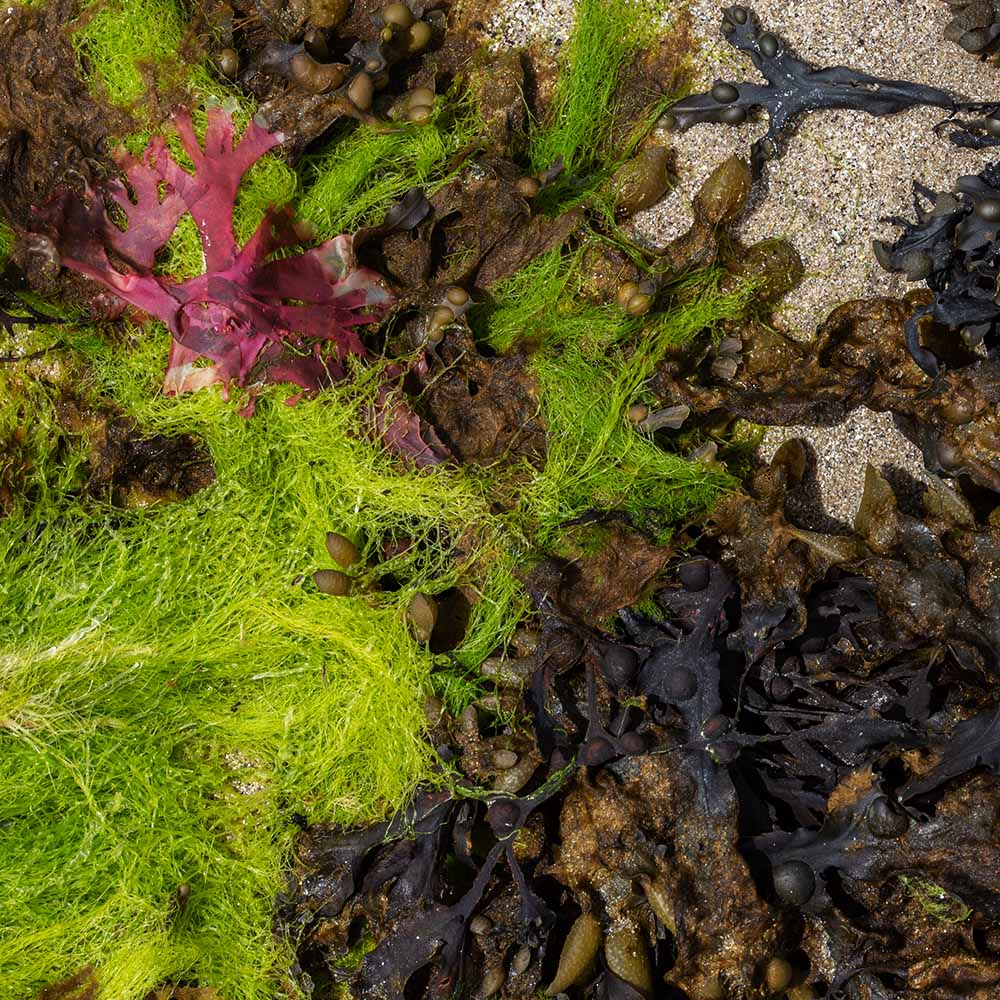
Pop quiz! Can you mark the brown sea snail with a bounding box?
[628,402,650,424]
[421,289,472,345]
[515,176,542,198]
[425,304,455,345]
[615,280,655,315]
[218,48,239,78]
[763,955,794,992]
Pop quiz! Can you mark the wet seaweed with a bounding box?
[667,5,962,172]
[282,455,1000,1000]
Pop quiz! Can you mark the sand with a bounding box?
[489,0,1000,522]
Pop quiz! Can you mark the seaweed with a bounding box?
[875,163,1000,378]
[33,107,393,408]
[285,454,1000,1000]
[0,0,836,995]
[942,0,1000,55]
[667,5,961,172]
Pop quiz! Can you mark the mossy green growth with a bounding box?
[296,97,482,240]
[73,0,190,109]
[0,323,513,999]
[473,246,751,546]
[528,0,660,176]
[899,874,973,924]
[0,220,13,265]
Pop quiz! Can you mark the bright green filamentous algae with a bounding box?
[0,0,756,994]
[0,264,748,999]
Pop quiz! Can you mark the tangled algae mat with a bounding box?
[5,0,1000,998]
[496,0,1000,522]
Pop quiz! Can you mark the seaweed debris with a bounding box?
[666,5,963,172]
[278,449,1000,999]
[941,0,1000,55]
[874,162,1000,378]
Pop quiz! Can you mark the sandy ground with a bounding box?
[489,0,1000,522]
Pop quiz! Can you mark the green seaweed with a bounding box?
[296,97,481,239]
[528,0,659,176]
[0,220,13,265]
[73,0,190,110]
[0,0,757,994]
[899,874,974,925]
[0,325,505,999]
[473,247,750,547]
